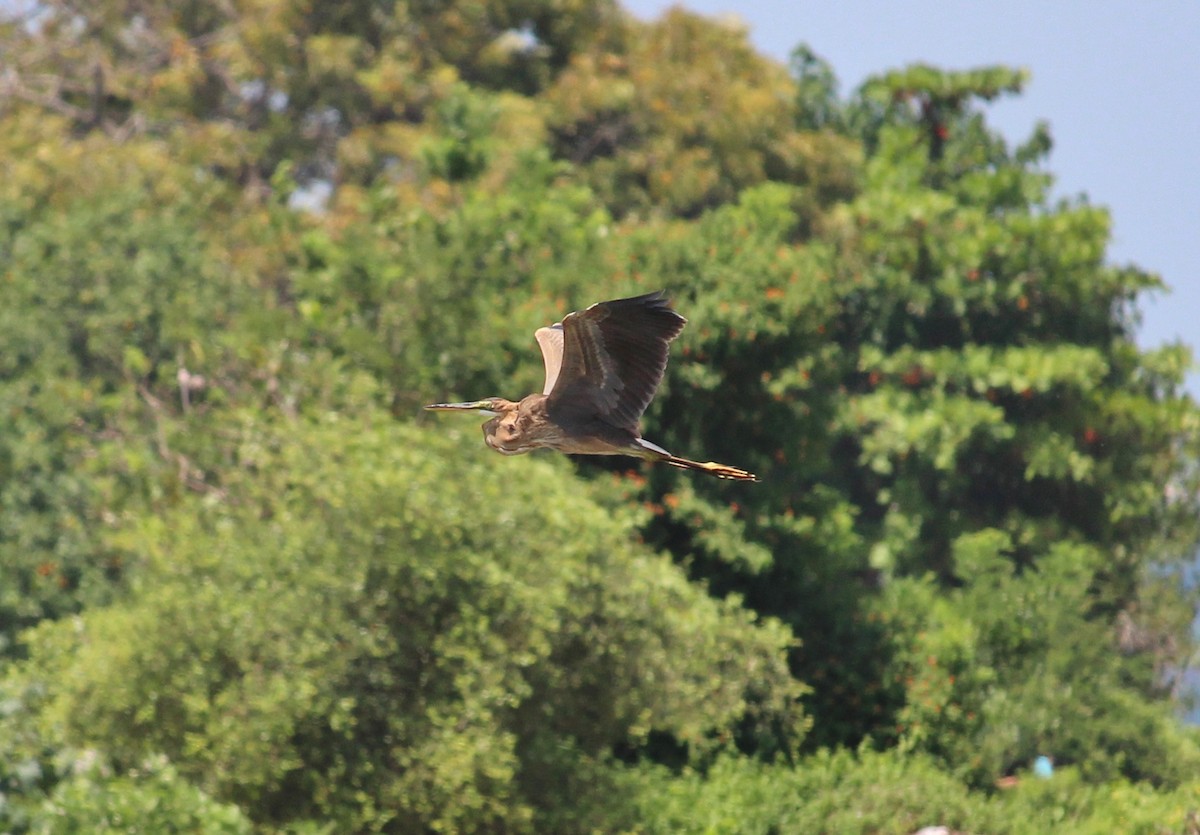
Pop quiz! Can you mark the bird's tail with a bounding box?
[636,439,759,482]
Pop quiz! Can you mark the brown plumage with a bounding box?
[425,291,757,481]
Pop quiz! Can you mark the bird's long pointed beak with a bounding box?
[424,400,499,415]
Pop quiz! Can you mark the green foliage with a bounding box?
[29,755,251,835]
[879,538,1200,787]
[0,126,254,654]
[1,0,1198,831]
[625,68,1199,765]
[7,415,802,832]
[420,83,500,181]
[629,748,1200,834]
[543,8,860,217]
[790,44,844,132]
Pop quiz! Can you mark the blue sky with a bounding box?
[624,1,1200,396]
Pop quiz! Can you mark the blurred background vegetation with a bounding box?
[1,1,1198,832]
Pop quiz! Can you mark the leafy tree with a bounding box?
[28,757,251,835]
[0,0,620,196]
[1,0,1197,830]
[0,118,258,655]
[627,748,1200,834]
[5,416,802,831]
[542,8,860,217]
[626,64,1200,780]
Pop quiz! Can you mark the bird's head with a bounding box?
[423,398,512,416]
[426,398,528,453]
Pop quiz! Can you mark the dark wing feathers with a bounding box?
[546,291,686,432]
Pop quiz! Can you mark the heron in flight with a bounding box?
[425,291,758,481]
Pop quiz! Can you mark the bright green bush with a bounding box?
[28,756,251,835]
[629,748,1200,834]
[7,414,803,832]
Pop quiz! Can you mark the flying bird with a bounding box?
[425,291,757,481]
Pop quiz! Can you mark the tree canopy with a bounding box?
[1,1,1198,832]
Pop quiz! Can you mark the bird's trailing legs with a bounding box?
[635,439,758,482]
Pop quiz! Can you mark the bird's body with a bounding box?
[482,393,645,457]
[426,292,757,481]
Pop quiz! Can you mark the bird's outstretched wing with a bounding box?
[534,323,565,395]
[545,291,686,432]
